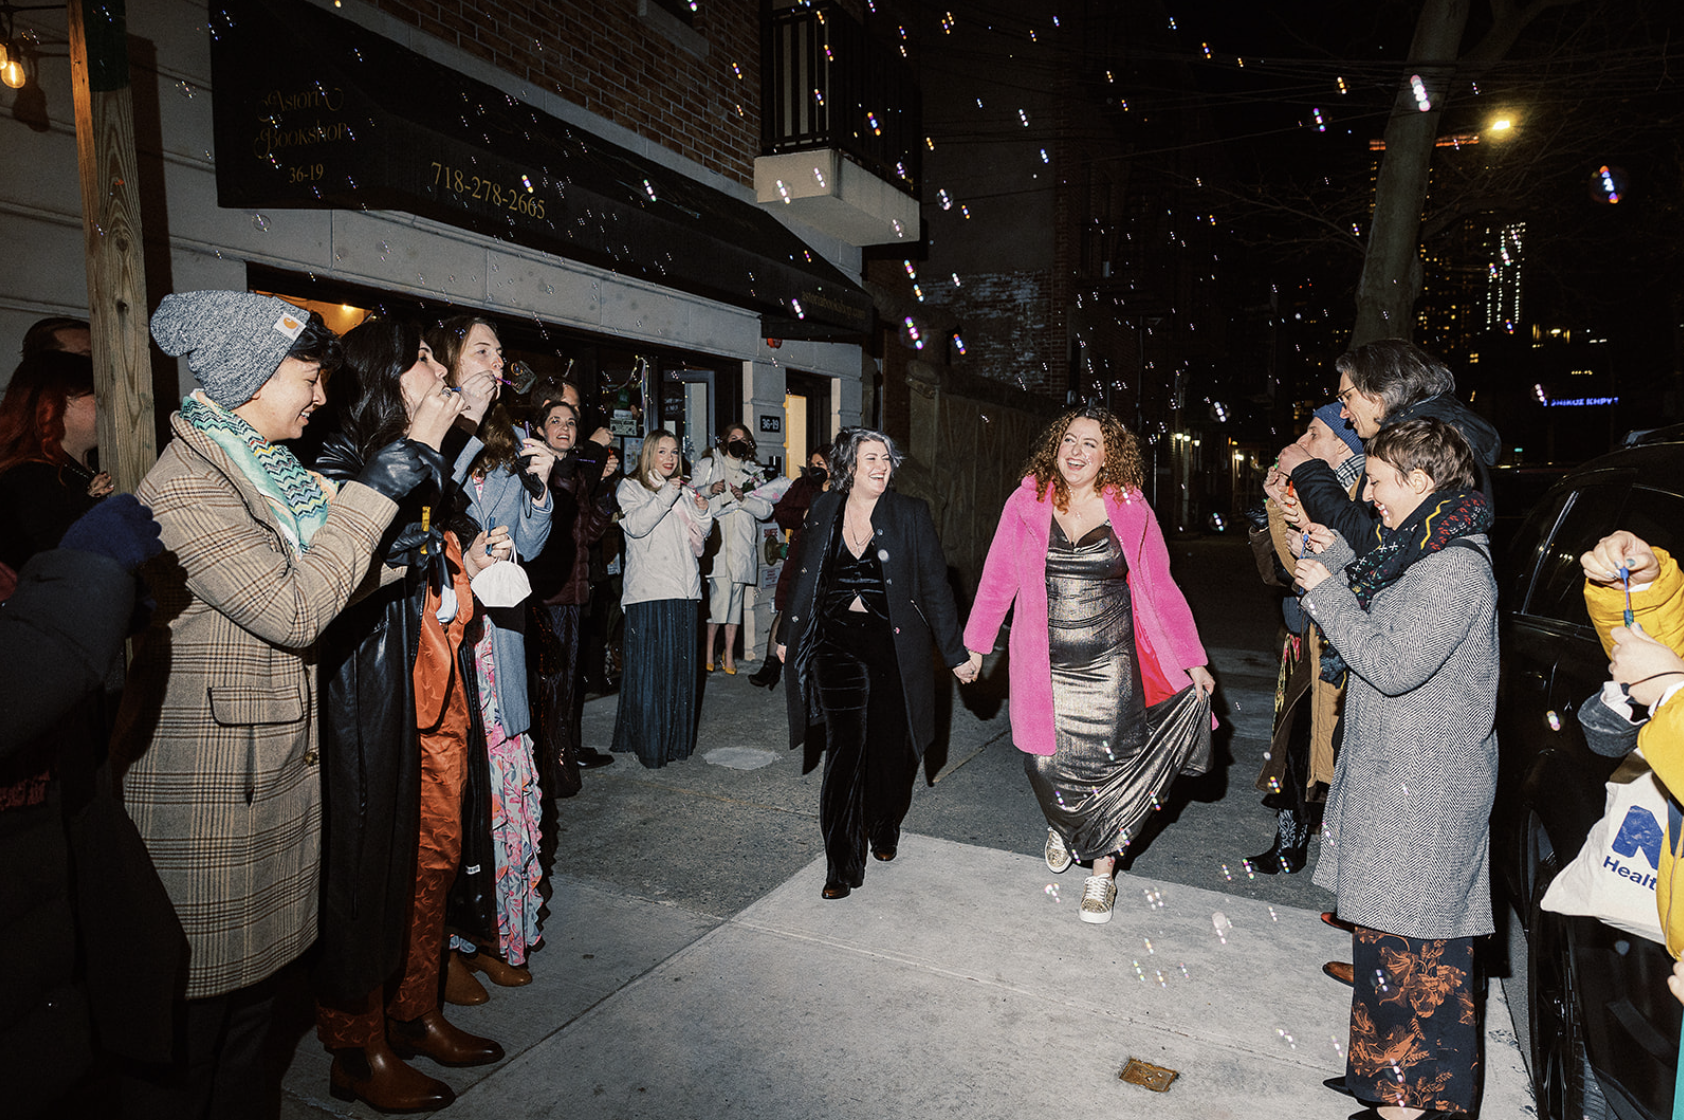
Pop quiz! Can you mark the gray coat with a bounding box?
[1302,530,1499,939]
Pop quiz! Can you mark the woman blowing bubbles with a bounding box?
[778,429,971,900]
[963,406,1214,924]
[1292,418,1497,1120]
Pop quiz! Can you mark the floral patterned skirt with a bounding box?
[1347,927,1480,1114]
[472,628,544,965]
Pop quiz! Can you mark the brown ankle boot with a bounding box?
[463,948,532,987]
[329,1038,455,1112]
[444,950,490,1006]
[389,1008,505,1067]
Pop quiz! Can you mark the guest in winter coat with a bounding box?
[1581,532,1684,958]
[612,430,713,767]
[1279,340,1500,555]
[963,407,1215,924]
[779,429,972,899]
[1249,402,1365,874]
[528,396,616,783]
[691,423,774,673]
[111,292,437,1117]
[748,444,831,689]
[1293,418,1498,1120]
[428,315,555,989]
[310,315,506,1113]
[0,497,183,1120]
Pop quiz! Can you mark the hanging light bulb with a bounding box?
[1,57,25,90]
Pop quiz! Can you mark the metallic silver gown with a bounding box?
[1025,520,1209,861]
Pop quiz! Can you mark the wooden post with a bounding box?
[68,0,155,491]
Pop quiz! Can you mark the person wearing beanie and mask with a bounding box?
[110,291,458,1118]
[1250,404,1366,880]
[691,423,776,674]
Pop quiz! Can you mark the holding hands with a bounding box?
[1581,530,1661,586]
[955,649,984,685]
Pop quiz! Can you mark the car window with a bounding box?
[1522,480,1630,627]
[1501,486,1571,610]
[1618,486,1684,568]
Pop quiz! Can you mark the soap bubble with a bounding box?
[251,213,270,232]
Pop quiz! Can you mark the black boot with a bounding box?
[749,659,782,688]
[1248,811,1309,874]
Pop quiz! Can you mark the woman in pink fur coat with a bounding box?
[963,406,1216,924]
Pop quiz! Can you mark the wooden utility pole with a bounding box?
[68,0,155,491]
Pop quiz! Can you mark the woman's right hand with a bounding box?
[775,643,786,663]
[406,383,467,450]
[710,479,727,496]
[1582,530,1660,585]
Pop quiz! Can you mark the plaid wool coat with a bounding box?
[112,412,398,999]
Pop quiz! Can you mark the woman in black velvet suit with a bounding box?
[778,428,974,899]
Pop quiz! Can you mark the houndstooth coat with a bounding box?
[1301,530,1499,940]
[111,412,398,999]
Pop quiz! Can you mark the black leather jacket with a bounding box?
[311,426,496,1001]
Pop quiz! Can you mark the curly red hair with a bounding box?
[1021,405,1144,512]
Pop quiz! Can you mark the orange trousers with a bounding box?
[318,536,474,1048]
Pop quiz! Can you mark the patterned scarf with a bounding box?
[182,390,333,553]
[1319,487,1491,684]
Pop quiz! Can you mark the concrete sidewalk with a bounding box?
[279,639,1534,1118]
[282,842,1531,1119]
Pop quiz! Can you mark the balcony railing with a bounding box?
[762,3,921,199]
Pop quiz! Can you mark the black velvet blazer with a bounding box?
[781,488,967,760]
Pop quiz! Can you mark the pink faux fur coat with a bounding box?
[963,477,1210,756]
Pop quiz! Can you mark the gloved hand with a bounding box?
[382,522,444,568]
[58,493,163,571]
[354,439,437,502]
[514,454,547,498]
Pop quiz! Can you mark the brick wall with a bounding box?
[376,0,763,186]
[930,272,1055,394]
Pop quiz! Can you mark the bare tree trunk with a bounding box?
[1351,0,1471,346]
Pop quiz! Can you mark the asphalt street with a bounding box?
[276,536,1536,1119]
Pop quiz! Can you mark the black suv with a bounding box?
[1496,432,1684,1120]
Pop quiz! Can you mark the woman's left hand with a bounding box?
[87,471,115,498]
[463,525,512,577]
[1188,665,1216,698]
[1609,624,1684,707]
[1294,556,1331,592]
[953,650,983,684]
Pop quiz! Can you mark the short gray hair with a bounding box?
[829,427,903,492]
[1335,339,1455,420]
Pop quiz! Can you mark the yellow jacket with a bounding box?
[1586,548,1684,958]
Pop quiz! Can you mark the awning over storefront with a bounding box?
[209,0,875,340]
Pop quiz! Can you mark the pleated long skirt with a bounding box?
[610,599,701,768]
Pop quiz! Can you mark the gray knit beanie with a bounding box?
[150,291,309,407]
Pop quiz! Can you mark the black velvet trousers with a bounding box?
[811,610,917,889]
[533,603,585,795]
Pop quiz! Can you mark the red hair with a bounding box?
[0,351,94,479]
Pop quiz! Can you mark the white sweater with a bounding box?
[618,473,715,606]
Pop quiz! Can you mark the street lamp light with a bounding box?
[1488,117,1514,135]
